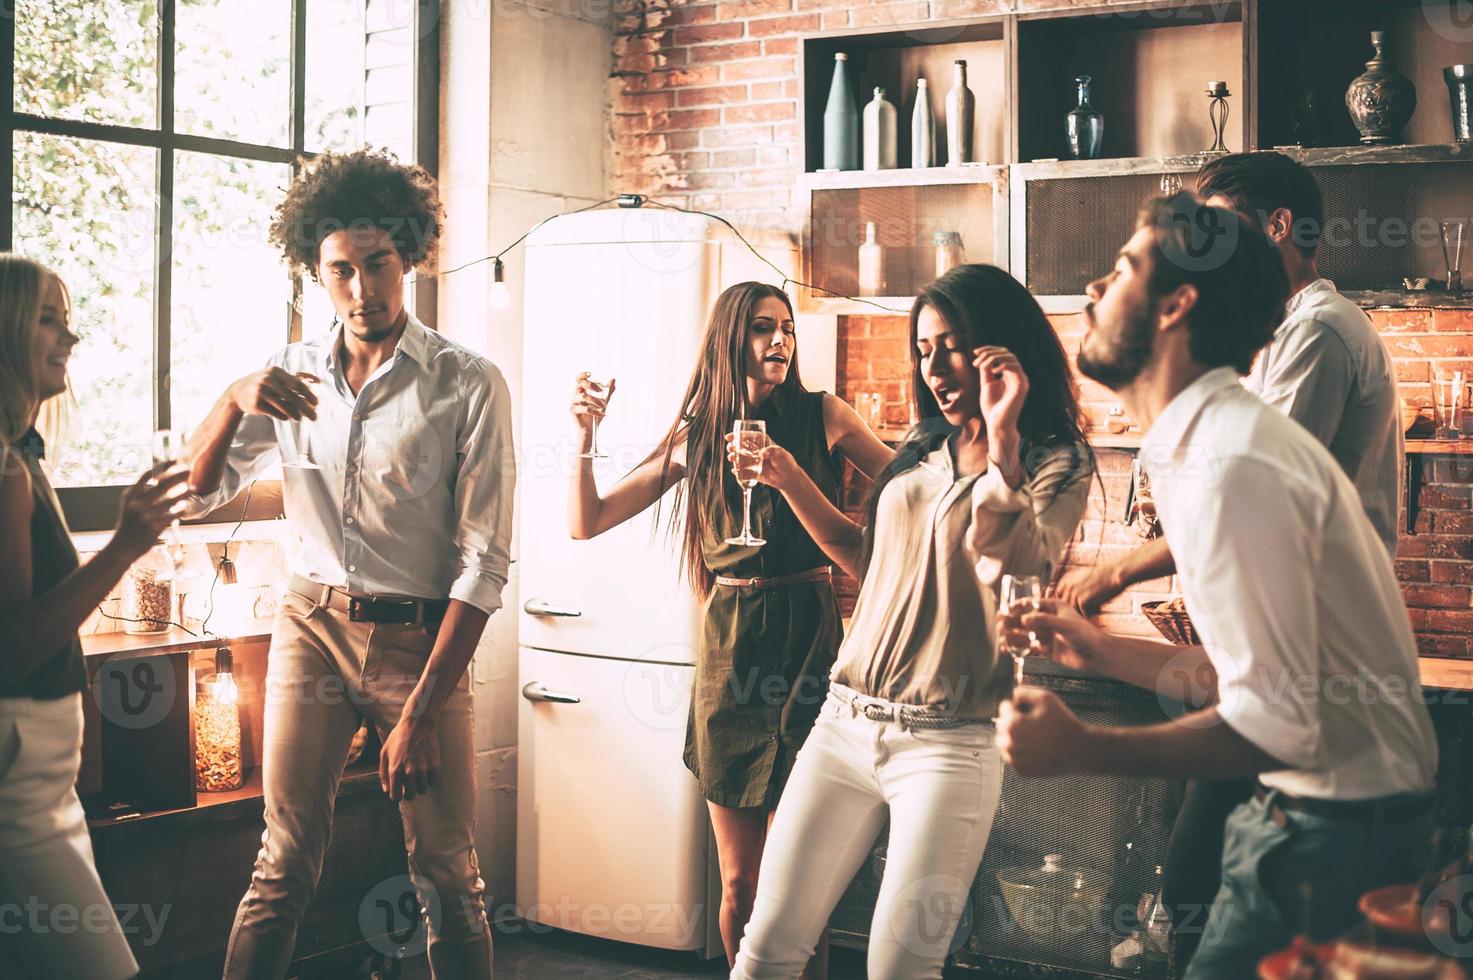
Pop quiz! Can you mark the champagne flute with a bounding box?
[282,371,324,471]
[580,374,613,459]
[999,573,1046,685]
[725,419,768,547]
[151,428,189,571]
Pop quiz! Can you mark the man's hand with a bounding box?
[379,714,440,803]
[997,687,1091,776]
[1052,564,1124,615]
[1000,597,1106,674]
[229,367,319,421]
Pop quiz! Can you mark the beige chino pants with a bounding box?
[223,587,492,979]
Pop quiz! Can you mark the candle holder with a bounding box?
[1206,81,1231,153]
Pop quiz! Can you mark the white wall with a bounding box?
[438,0,613,915]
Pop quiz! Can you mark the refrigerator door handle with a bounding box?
[521,682,582,705]
[523,598,583,618]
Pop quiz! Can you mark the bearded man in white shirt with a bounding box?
[1053,151,1407,969]
[185,149,513,979]
[998,194,1438,979]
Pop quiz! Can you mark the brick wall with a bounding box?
[608,0,1473,660]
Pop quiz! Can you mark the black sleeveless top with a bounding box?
[4,430,87,699]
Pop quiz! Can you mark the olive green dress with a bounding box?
[683,385,844,809]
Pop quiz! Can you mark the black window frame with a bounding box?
[2,0,440,530]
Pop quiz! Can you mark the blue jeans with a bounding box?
[1185,790,1433,979]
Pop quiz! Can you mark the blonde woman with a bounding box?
[0,255,188,979]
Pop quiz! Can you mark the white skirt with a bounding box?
[0,693,139,979]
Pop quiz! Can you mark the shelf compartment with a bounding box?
[1256,0,1473,151]
[1015,154,1473,298]
[802,20,1009,173]
[1016,1,1246,163]
[802,169,1008,309]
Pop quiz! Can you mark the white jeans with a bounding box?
[0,694,139,980]
[732,684,1003,980]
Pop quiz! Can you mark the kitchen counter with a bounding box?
[81,619,275,663]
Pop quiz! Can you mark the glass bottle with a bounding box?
[1067,74,1104,160]
[857,221,886,297]
[1139,865,1172,970]
[822,52,859,171]
[945,59,975,165]
[123,546,175,634]
[934,231,964,279]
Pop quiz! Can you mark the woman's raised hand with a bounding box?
[725,433,799,492]
[972,345,1027,443]
[113,462,191,560]
[570,372,616,436]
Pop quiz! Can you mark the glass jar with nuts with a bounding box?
[123,546,176,634]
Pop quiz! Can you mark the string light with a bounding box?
[411,194,910,316]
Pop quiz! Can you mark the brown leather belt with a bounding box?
[714,566,832,590]
[289,574,449,627]
[1254,781,1433,825]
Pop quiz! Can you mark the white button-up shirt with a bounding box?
[1243,279,1402,556]
[188,313,516,615]
[1142,368,1435,801]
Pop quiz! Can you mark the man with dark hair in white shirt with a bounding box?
[186,149,512,979]
[1053,151,1406,967]
[998,194,1437,979]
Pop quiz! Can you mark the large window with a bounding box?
[5,0,437,506]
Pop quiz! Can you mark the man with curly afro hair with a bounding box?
[184,148,511,979]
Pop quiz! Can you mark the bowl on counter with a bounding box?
[996,852,1113,940]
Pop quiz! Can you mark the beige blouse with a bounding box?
[831,439,1092,720]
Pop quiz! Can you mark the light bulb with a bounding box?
[210,671,240,707]
[489,257,511,310]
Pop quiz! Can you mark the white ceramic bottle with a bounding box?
[857,221,886,297]
[911,78,935,168]
[862,87,897,170]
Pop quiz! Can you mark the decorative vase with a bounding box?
[1447,65,1473,143]
[823,52,859,170]
[862,87,897,170]
[1345,30,1416,145]
[944,60,975,165]
[857,222,886,297]
[1066,75,1104,160]
[911,78,935,168]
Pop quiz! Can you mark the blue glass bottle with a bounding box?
[1067,74,1104,160]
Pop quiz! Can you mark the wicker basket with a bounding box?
[1141,600,1201,646]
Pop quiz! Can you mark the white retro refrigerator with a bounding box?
[516,210,818,954]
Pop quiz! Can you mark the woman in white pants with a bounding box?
[0,255,189,979]
[728,265,1093,979]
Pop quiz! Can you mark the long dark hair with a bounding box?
[861,264,1091,569]
[652,282,804,598]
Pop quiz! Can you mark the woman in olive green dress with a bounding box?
[568,282,893,974]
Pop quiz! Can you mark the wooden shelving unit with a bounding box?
[798,1,1473,313]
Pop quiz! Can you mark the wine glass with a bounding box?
[725,419,768,547]
[151,429,189,570]
[1441,220,1467,294]
[580,374,613,460]
[282,371,324,471]
[999,573,1046,685]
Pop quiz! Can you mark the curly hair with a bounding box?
[269,148,444,277]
